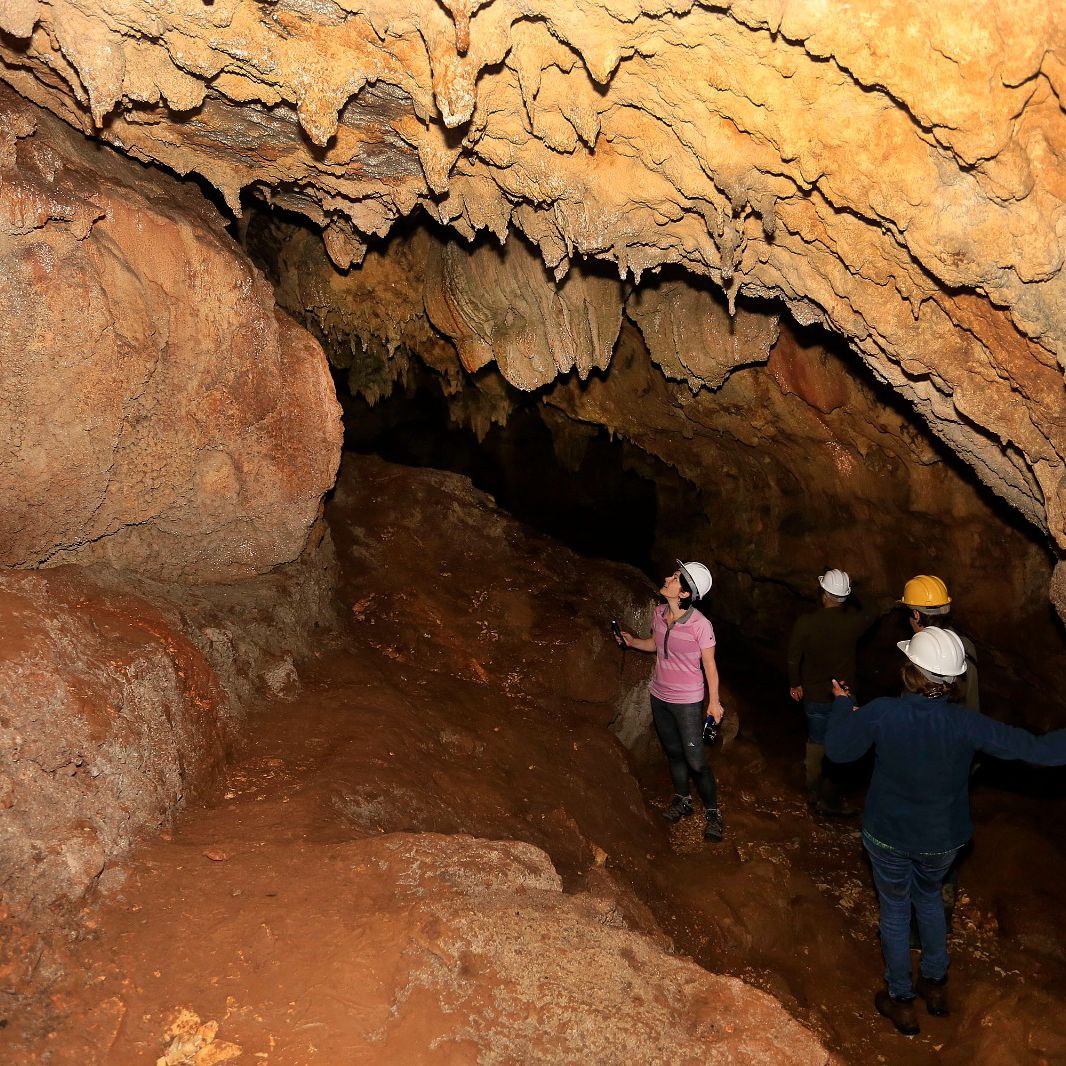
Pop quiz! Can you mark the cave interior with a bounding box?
[2,2,1066,1063]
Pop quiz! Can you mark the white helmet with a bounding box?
[818,568,851,598]
[676,559,712,601]
[897,627,967,679]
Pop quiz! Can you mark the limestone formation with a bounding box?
[1,0,1062,567]
[0,87,342,582]
[626,275,780,392]
[13,5,1066,1051]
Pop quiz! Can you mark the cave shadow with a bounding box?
[333,361,662,577]
[786,317,1052,549]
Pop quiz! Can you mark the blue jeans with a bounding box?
[864,834,960,998]
[804,700,833,744]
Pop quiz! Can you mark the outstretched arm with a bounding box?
[968,715,1066,766]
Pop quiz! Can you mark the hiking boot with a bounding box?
[804,743,824,795]
[916,974,949,1016]
[663,795,694,822]
[875,989,920,1036]
[814,776,857,817]
[703,808,724,842]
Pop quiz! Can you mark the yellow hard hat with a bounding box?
[901,574,951,612]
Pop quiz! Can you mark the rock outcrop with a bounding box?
[0,532,340,1002]
[1,0,1062,572]
[323,832,833,1065]
[0,567,228,996]
[0,87,342,582]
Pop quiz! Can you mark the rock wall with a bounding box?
[0,530,341,1002]
[0,568,228,996]
[0,86,343,583]
[545,320,1065,725]
[1,0,1062,580]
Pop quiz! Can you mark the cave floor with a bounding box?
[9,458,1066,1065]
[11,636,1065,1065]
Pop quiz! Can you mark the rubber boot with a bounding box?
[804,743,824,804]
[815,772,857,818]
[915,974,949,1016]
[875,989,920,1035]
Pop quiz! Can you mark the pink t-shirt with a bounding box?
[648,604,716,704]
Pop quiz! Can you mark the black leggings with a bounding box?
[650,695,718,810]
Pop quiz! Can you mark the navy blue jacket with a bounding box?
[826,693,1066,853]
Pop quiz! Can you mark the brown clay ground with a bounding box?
[6,456,1066,1065]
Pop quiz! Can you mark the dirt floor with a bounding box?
[5,456,1066,1064]
[652,665,1066,1066]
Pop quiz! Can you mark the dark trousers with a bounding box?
[650,695,718,810]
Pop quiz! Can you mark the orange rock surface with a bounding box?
[0,87,342,581]
[1,0,1062,567]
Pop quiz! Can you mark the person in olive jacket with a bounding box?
[825,627,1066,1037]
[787,568,881,813]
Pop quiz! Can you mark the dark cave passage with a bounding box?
[337,365,662,578]
[322,301,1066,827]
[312,262,1065,729]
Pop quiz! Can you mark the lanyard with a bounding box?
[662,606,694,659]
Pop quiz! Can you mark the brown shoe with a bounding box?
[916,974,949,1016]
[875,989,920,1035]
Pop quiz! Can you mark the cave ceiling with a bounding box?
[2,0,1065,560]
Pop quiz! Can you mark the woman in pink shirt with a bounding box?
[620,560,726,842]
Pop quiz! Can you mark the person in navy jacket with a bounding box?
[825,627,1066,1036]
